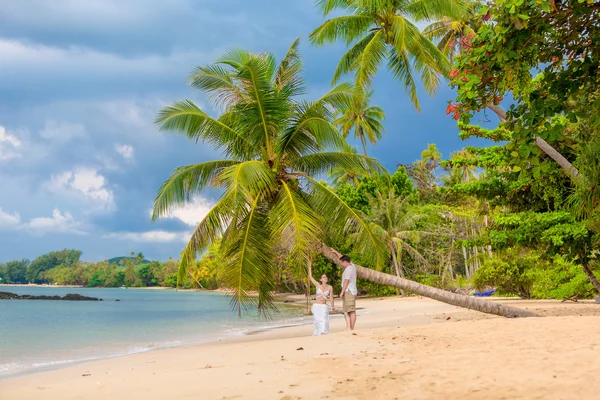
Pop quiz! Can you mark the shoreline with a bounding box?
[2,297,599,399]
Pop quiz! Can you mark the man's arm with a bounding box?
[341,279,349,297]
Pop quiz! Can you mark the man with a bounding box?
[339,255,357,330]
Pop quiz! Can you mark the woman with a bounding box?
[308,262,335,336]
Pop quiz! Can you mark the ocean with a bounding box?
[0,286,306,379]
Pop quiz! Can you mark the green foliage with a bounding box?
[2,259,30,284]
[336,166,414,214]
[310,0,461,109]
[414,274,445,289]
[27,249,82,283]
[473,248,541,298]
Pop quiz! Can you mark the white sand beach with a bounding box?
[1,296,599,400]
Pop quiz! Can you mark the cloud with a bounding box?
[115,144,134,160]
[154,196,214,226]
[47,167,115,211]
[26,209,86,235]
[0,207,85,235]
[0,208,21,228]
[104,230,191,243]
[40,120,87,140]
[0,126,23,161]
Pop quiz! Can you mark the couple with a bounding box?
[308,255,357,336]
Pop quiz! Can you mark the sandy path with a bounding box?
[1,297,599,400]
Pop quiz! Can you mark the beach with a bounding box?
[1,296,599,400]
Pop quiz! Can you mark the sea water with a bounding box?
[0,286,306,379]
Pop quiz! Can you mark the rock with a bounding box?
[0,292,102,301]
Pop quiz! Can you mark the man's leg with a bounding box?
[343,312,350,330]
[349,311,357,330]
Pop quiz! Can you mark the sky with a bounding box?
[0,0,488,262]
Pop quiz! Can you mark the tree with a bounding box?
[123,252,137,287]
[334,90,385,156]
[449,0,600,179]
[153,40,536,318]
[368,191,432,294]
[27,249,82,283]
[422,0,481,60]
[4,259,29,284]
[309,0,465,109]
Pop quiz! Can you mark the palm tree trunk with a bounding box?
[581,264,600,293]
[487,104,579,179]
[358,128,368,157]
[319,243,539,318]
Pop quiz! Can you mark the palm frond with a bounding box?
[304,176,389,270]
[387,50,420,110]
[316,0,354,15]
[354,29,388,88]
[188,64,246,110]
[270,181,323,271]
[275,37,305,95]
[217,161,276,201]
[291,152,386,177]
[309,15,374,46]
[220,198,275,316]
[405,0,467,22]
[152,160,239,221]
[155,100,252,157]
[332,33,377,84]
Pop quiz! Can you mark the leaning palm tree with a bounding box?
[309,0,466,110]
[153,40,537,319]
[422,0,481,61]
[153,40,387,315]
[334,90,385,156]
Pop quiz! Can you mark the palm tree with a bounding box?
[153,40,537,319]
[309,0,466,110]
[153,40,387,315]
[328,146,363,187]
[368,191,432,295]
[334,90,385,156]
[422,0,481,61]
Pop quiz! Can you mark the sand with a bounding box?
[1,296,599,400]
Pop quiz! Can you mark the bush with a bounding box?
[531,255,596,300]
[472,249,543,298]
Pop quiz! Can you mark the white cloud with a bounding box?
[104,230,191,243]
[115,144,134,160]
[26,209,86,235]
[0,208,21,228]
[47,167,115,211]
[0,207,85,235]
[40,120,86,140]
[0,126,23,161]
[153,196,214,226]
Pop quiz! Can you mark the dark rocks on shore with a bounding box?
[0,292,102,301]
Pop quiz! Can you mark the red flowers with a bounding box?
[496,96,503,102]
[449,68,458,77]
[446,103,461,120]
[449,39,457,47]
[552,56,559,62]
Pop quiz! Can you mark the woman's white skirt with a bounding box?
[311,303,330,336]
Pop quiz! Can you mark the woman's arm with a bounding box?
[330,285,335,310]
[307,262,319,287]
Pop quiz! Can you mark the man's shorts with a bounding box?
[342,292,356,313]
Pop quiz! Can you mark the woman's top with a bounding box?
[316,287,330,301]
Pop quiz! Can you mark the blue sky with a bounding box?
[0,0,485,262]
